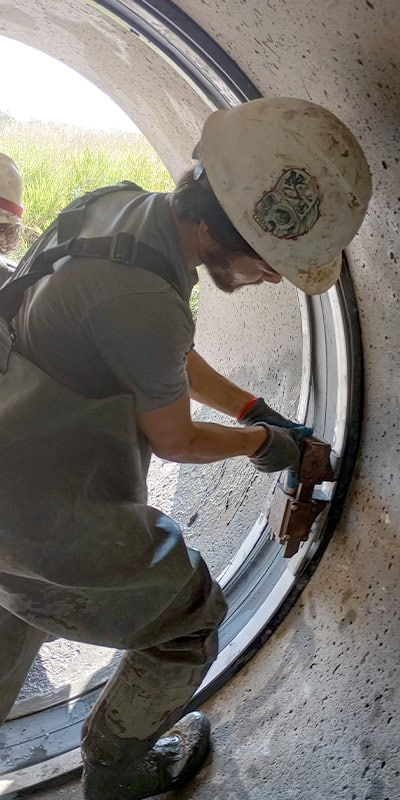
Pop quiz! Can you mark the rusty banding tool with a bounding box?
[268,437,334,557]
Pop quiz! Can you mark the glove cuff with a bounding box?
[236,396,259,421]
[246,421,270,457]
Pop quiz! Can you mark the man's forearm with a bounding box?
[187,349,254,418]
[153,420,268,464]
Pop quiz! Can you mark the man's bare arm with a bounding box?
[186,349,255,418]
[135,391,266,464]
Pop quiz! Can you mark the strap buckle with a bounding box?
[110,232,139,264]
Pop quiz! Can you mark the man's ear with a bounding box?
[198,221,215,248]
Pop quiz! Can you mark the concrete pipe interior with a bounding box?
[0,1,399,798]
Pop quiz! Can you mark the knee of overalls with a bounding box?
[0,507,228,651]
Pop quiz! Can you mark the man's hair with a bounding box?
[0,222,21,256]
[170,168,259,257]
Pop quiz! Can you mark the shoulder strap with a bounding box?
[0,181,187,322]
[56,181,144,244]
[0,232,186,322]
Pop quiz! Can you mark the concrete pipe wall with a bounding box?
[1,1,400,798]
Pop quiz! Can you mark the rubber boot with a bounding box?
[82,711,210,800]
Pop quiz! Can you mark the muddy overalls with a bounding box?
[0,185,227,772]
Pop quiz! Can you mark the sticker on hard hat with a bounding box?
[253,168,321,239]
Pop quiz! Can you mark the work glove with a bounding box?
[239,397,313,439]
[248,423,302,474]
[248,416,313,495]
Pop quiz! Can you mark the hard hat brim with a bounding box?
[281,252,343,295]
[0,211,21,226]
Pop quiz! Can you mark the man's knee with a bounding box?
[178,549,227,632]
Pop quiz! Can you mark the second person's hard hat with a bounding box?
[0,154,23,226]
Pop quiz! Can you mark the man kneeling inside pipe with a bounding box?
[0,98,371,800]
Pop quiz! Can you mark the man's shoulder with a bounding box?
[41,257,188,329]
[84,188,166,237]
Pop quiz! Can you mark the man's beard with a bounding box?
[202,246,239,293]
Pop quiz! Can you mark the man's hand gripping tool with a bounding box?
[269,437,334,558]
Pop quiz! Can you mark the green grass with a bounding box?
[0,115,175,260]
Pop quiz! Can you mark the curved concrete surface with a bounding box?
[1,1,400,797]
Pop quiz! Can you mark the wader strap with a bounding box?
[0,232,186,322]
[56,181,144,244]
[0,181,187,323]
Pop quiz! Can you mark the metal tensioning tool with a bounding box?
[268,436,334,558]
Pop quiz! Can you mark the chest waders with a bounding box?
[0,186,227,755]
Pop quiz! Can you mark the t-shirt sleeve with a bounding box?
[86,288,194,412]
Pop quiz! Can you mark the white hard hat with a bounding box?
[197,97,372,294]
[0,154,23,225]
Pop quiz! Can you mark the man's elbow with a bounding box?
[151,435,195,463]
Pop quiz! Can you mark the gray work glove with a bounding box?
[239,397,313,439]
[249,423,301,474]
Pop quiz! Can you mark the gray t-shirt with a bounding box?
[13,191,197,413]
